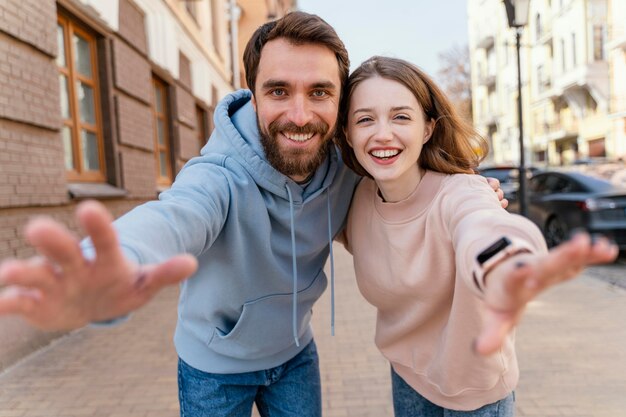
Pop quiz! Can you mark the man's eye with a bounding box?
[312,90,327,97]
[271,89,286,97]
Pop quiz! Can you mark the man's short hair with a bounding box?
[243,11,350,95]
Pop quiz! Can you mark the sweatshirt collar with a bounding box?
[374,170,446,223]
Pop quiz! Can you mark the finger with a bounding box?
[496,189,504,201]
[535,233,592,282]
[135,255,198,293]
[487,177,500,191]
[587,236,619,264]
[500,198,509,209]
[76,200,122,263]
[24,218,85,272]
[474,310,519,356]
[0,286,42,316]
[0,258,58,291]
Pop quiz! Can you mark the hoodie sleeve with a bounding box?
[82,158,232,265]
[444,175,548,295]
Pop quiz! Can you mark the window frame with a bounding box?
[57,13,106,182]
[152,76,173,187]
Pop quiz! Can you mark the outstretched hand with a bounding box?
[0,201,198,331]
[475,232,618,355]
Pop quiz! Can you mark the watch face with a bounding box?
[477,237,512,265]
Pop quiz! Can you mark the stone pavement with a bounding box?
[0,246,625,417]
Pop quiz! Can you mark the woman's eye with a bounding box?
[394,114,410,120]
[355,117,373,124]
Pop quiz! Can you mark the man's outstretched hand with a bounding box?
[0,200,198,330]
[475,232,618,355]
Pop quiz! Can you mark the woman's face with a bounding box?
[346,76,434,202]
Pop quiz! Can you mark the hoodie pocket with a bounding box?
[207,270,327,359]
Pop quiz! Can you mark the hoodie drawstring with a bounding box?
[326,189,335,336]
[285,185,337,347]
[285,184,300,347]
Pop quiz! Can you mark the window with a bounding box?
[593,24,605,61]
[57,14,105,182]
[196,105,208,154]
[571,33,576,66]
[536,14,542,40]
[560,39,566,71]
[210,0,222,59]
[152,77,173,186]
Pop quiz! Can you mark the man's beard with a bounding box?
[258,119,335,179]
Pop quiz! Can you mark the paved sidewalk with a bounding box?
[0,246,625,416]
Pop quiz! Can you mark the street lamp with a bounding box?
[503,0,530,217]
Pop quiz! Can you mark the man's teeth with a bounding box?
[370,149,400,158]
[285,133,314,142]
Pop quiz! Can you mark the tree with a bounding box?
[437,44,472,121]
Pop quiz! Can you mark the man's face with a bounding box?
[251,39,342,182]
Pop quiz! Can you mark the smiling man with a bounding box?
[0,12,359,417]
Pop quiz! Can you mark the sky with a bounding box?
[298,0,470,80]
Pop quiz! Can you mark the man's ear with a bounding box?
[423,118,435,144]
[251,94,257,112]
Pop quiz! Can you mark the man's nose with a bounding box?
[286,95,314,127]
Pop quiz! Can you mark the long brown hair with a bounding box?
[336,56,488,179]
[243,11,350,96]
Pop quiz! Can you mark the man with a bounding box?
[0,11,535,417]
[0,12,354,417]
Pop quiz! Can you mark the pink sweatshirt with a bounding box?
[343,170,547,411]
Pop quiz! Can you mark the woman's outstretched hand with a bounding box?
[0,200,198,331]
[475,232,618,355]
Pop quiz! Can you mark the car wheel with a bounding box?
[545,216,568,247]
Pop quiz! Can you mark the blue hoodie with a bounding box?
[109,90,361,373]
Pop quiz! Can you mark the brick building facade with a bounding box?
[0,0,236,370]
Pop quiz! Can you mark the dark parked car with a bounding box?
[508,170,626,248]
[478,165,539,201]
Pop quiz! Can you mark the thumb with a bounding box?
[138,255,198,291]
[474,309,518,356]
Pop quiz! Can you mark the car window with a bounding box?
[529,175,548,194]
[480,169,515,183]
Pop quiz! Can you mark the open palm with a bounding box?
[0,201,197,331]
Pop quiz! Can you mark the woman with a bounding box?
[336,56,617,416]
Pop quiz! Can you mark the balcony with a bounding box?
[554,62,609,112]
[477,34,495,49]
[479,72,497,87]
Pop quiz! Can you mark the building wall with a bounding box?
[0,0,234,371]
[236,0,297,89]
[468,0,620,167]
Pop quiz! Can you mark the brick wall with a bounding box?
[0,0,226,371]
[117,0,147,56]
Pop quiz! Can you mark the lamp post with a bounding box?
[503,0,530,217]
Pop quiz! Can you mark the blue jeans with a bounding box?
[391,367,515,417]
[177,340,322,417]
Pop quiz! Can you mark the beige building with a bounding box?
[607,0,626,158]
[0,0,287,371]
[469,0,622,167]
[234,0,297,89]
